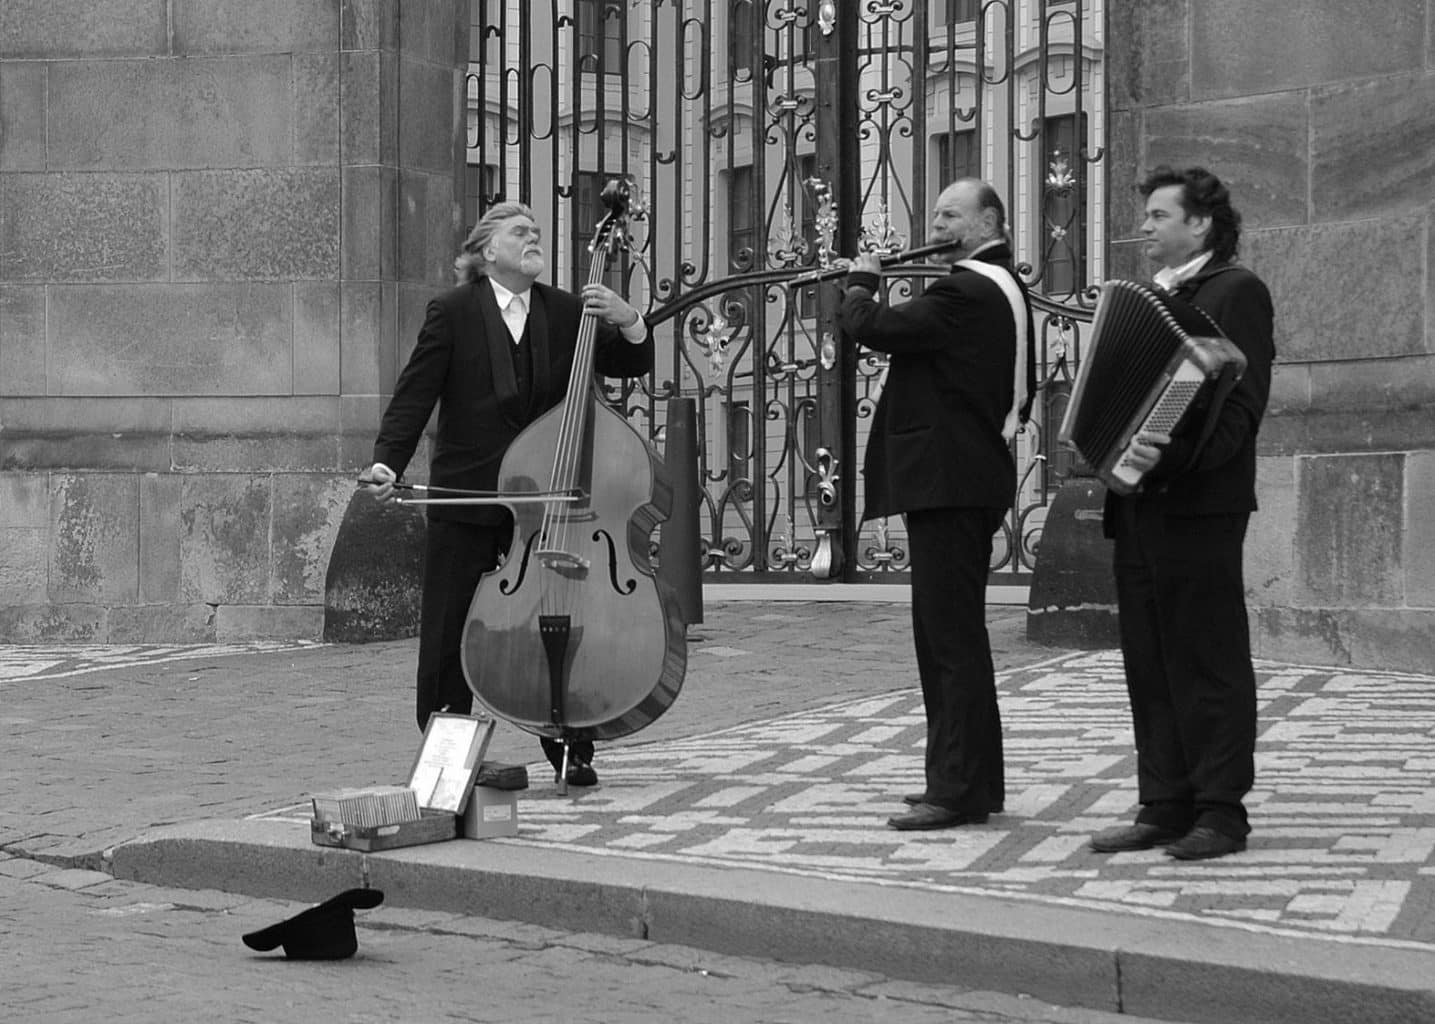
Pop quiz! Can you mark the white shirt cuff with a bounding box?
[619,312,647,343]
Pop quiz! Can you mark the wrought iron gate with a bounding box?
[466,0,1104,586]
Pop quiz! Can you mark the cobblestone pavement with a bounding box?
[0,640,325,681]
[0,602,994,866]
[250,648,1435,949]
[1,855,1182,1024]
[5,601,1435,1021]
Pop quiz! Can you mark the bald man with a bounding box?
[840,179,1036,831]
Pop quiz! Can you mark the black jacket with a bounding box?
[841,243,1037,517]
[1103,259,1275,532]
[373,276,654,524]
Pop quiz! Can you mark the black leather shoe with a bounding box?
[1088,822,1185,852]
[887,803,988,831]
[564,759,598,787]
[903,793,1004,814]
[1165,826,1245,861]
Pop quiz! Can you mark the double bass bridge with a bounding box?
[537,550,590,579]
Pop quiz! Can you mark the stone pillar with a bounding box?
[0,0,465,642]
[1107,0,1435,671]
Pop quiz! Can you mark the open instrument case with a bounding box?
[310,712,495,852]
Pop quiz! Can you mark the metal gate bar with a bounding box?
[466,0,1104,587]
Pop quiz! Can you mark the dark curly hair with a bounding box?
[1139,165,1241,263]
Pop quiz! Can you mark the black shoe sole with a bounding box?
[1088,829,1185,853]
[1165,831,1246,860]
[562,765,597,787]
[902,794,1003,814]
[887,810,990,831]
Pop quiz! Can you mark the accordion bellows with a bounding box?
[1058,279,1247,495]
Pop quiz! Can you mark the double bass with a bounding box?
[460,180,687,782]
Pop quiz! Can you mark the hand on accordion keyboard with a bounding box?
[1120,431,1172,477]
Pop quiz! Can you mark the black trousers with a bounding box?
[416,519,593,767]
[1112,502,1256,838]
[906,506,1006,814]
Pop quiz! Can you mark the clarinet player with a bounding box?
[839,178,1036,831]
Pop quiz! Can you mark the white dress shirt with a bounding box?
[489,280,530,344]
[1153,251,1212,293]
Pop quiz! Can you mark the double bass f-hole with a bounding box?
[592,528,637,595]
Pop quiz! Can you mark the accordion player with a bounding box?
[1058,279,1248,495]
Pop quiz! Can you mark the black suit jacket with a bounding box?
[840,244,1037,518]
[1103,259,1275,532]
[373,276,655,524]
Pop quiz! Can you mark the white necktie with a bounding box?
[503,294,527,344]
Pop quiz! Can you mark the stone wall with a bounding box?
[1108,0,1435,670]
[0,0,463,641]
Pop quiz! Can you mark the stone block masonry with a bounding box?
[0,0,466,641]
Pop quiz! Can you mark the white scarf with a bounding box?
[955,259,1029,442]
[1153,251,1212,293]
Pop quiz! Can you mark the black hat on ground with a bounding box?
[241,888,384,960]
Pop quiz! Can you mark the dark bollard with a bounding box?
[323,488,426,642]
[657,397,704,626]
[1026,476,1118,648]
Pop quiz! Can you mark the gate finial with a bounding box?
[804,176,838,271]
[860,201,906,257]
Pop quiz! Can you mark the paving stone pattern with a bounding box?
[1,859,1172,1024]
[6,603,1435,954]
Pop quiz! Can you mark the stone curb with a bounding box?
[111,819,1435,1024]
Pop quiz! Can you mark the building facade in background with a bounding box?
[0,0,467,641]
[0,0,1430,672]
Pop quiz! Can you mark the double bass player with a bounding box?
[364,201,653,788]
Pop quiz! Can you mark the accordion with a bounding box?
[1058,279,1247,495]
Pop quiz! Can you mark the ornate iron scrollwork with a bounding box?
[468,0,1104,586]
[814,446,839,508]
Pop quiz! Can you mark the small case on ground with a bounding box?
[310,713,495,852]
[474,761,529,790]
[463,782,520,839]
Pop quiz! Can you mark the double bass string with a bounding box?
[544,310,586,617]
[542,222,615,623]
[556,305,599,605]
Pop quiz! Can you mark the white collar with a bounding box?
[1153,251,1212,292]
[489,279,531,309]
